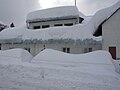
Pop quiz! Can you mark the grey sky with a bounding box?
[0,0,40,26]
[0,0,119,26]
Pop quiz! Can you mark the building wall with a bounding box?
[28,18,79,29]
[102,9,120,59]
[1,43,102,56]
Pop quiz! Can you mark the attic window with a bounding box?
[93,24,102,36]
[79,17,84,23]
[34,26,40,29]
[62,47,70,53]
[42,25,50,28]
[64,23,73,26]
[54,24,63,27]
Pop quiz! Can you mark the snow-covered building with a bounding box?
[26,6,84,29]
[93,1,120,60]
[0,6,102,56]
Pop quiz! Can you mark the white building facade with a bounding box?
[102,8,120,60]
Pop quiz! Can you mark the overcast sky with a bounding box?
[0,0,119,26]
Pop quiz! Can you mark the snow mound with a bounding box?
[27,6,80,22]
[32,49,113,65]
[0,48,33,63]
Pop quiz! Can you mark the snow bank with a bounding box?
[113,60,120,74]
[0,48,33,63]
[27,6,80,22]
[32,49,116,76]
[0,49,120,90]
[32,49,113,65]
[0,23,102,41]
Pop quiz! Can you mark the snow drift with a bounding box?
[32,49,116,76]
[32,49,113,65]
[0,48,33,63]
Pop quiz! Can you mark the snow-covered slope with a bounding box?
[27,6,80,22]
[0,48,33,63]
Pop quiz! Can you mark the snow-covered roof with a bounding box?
[0,24,102,44]
[26,6,80,23]
[0,1,119,43]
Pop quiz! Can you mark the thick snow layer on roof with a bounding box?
[0,24,102,41]
[27,6,80,22]
[0,26,25,40]
[0,48,33,63]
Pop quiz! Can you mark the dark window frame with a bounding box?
[54,24,63,27]
[64,23,73,26]
[42,25,50,28]
[33,26,40,29]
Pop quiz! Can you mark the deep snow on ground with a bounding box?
[0,49,120,90]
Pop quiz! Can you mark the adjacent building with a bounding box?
[94,1,120,60]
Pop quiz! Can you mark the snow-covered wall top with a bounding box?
[26,6,80,23]
[0,24,102,44]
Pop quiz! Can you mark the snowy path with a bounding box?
[0,63,120,90]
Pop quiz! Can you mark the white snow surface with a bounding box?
[0,48,33,63]
[0,49,120,90]
[0,1,119,41]
[27,6,80,22]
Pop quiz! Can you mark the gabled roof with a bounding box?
[26,6,80,23]
[93,1,120,36]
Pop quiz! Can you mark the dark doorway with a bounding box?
[109,47,116,59]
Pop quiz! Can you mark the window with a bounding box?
[33,26,40,29]
[24,48,30,52]
[54,24,63,27]
[62,47,70,53]
[64,23,73,26]
[42,25,50,28]
[84,48,92,53]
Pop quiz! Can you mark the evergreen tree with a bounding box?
[10,22,15,28]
